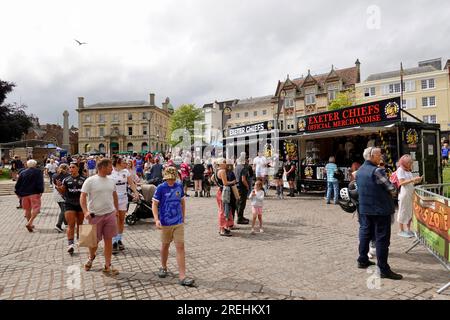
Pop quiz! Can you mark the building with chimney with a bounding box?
[273,59,361,132]
[76,93,173,155]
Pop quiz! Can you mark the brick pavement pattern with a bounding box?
[0,189,448,300]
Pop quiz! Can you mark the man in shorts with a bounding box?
[80,159,119,275]
[284,155,297,197]
[253,152,268,193]
[152,166,195,287]
[14,159,44,232]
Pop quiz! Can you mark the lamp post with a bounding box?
[147,111,154,153]
[222,106,231,158]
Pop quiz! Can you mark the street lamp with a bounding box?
[147,111,154,153]
[221,106,232,158]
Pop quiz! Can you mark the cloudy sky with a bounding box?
[1,0,449,126]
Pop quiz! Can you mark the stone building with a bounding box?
[77,93,172,155]
[356,58,450,130]
[24,123,79,155]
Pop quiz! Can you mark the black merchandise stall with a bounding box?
[223,121,280,161]
[279,97,441,192]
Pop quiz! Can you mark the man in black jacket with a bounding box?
[235,154,250,225]
[15,159,44,232]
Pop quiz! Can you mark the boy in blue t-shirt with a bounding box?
[152,166,195,287]
[87,157,97,176]
[442,142,449,167]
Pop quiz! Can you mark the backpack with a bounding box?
[389,170,400,189]
[333,169,344,181]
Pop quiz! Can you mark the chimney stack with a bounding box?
[78,97,84,109]
[162,97,170,111]
[150,93,155,106]
[355,59,361,83]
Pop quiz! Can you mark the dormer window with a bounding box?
[305,88,316,105]
[327,84,339,101]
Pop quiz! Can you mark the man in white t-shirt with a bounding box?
[253,152,268,193]
[45,159,58,186]
[80,158,119,276]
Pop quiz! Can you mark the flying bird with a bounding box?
[74,39,87,46]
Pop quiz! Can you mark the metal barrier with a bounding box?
[408,184,450,294]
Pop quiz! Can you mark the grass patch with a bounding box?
[0,169,11,181]
[444,167,450,184]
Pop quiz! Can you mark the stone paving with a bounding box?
[0,188,448,300]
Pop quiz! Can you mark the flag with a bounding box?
[400,62,405,109]
[400,62,404,92]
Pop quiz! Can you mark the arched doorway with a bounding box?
[110,142,119,155]
[99,143,105,153]
[84,144,91,153]
[127,143,134,152]
[141,142,148,152]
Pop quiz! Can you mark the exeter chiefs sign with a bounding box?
[228,121,274,137]
[297,97,401,133]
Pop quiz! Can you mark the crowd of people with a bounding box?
[10,146,427,284]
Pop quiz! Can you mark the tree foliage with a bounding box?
[328,88,356,111]
[168,104,204,147]
[0,80,36,143]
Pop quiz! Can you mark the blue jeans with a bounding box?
[326,181,339,203]
[358,214,392,274]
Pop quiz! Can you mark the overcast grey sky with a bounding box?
[1,0,449,127]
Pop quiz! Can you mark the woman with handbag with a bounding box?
[214,158,234,236]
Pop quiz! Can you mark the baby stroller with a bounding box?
[125,184,156,225]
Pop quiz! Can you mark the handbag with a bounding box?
[231,184,240,200]
[78,224,97,248]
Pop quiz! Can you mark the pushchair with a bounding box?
[125,184,156,225]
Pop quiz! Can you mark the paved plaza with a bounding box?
[0,189,448,300]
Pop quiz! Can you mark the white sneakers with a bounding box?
[251,228,264,234]
[368,246,376,259]
[67,244,75,254]
[398,231,414,238]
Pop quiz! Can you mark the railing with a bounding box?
[414,183,450,199]
[409,184,450,294]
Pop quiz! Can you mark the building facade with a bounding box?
[24,123,79,155]
[202,99,237,144]
[273,60,361,132]
[77,93,172,155]
[224,96,274,130]
[355,58,450,130]
[202,96,275,144]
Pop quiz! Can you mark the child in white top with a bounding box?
[249,180,265,234]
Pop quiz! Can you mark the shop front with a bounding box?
[282,97,441,192]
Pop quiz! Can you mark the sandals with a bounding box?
[158,267,168,278]
[25,225,34,233]
[179,278,195,287]
[102,264,119,276]
[84,255,96,271]
[219,229,232,237]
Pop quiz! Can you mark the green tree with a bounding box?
[168,104,204,147]
[0,80,36,143]
[328,88,356,111]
